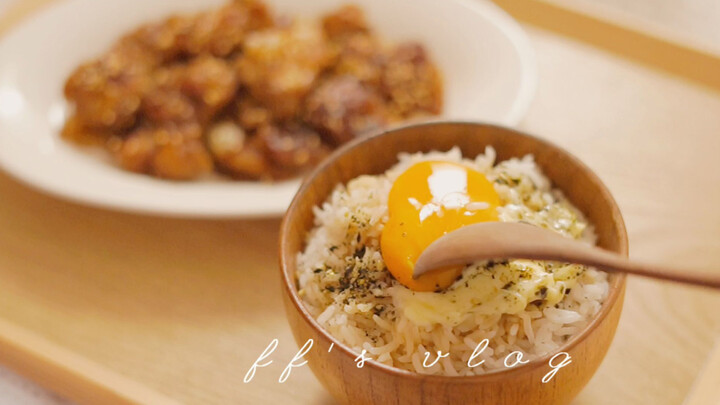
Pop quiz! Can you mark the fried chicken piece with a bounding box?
[208,121,328,179]
[236,21,334,120]
[177,0,273,57]
[322,5,369,40]
[181,55,239,122]
[304,75,386,145]
[154,136,213,180]
[129,16,195,62]
[142,88,197,124]
[113,129,156,174]
[219,143,270,179]
[207,121,270,179]
[65,81,142,131]
[124,0,273,62]
[113,124,213,180]
[234,94,273,131]
[64,40,154,131]
[322,6,383,87]
[142,56,238,126]
[60,115,114,146]
[256,124,330,173]
[381,42,442,118]
[331,33,386,88]
[141,66,198,125]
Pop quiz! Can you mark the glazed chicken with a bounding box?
[62,1,443,181]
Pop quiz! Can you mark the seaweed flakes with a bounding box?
[337,263,380,300]
[353,246,366,259]
[372,305,385,316]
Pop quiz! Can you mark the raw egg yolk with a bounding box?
[381,161,500,292]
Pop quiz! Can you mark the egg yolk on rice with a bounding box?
[381,161,500,292]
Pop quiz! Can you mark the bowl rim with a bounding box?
[279,121,628,382]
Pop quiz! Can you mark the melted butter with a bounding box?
[390,260,582,327]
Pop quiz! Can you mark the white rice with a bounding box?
[296,147,609,375]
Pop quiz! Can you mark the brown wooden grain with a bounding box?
[684,339,720,405]
[1,1,720,404]
[493,0,720,94]
[280,123,628,405]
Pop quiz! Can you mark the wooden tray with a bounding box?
[1,1,719,404]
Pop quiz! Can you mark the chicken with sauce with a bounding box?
[61,1,443,181]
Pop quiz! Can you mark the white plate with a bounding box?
[0,0,536,218]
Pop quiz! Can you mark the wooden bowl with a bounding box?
[279,122,627,405]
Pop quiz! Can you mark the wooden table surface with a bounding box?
[1,3,720,405]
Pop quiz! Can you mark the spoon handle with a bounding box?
[412,222,720,290]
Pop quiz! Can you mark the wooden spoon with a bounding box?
[413,222,720,289]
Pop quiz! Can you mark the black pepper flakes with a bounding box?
[353,246,366,259]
